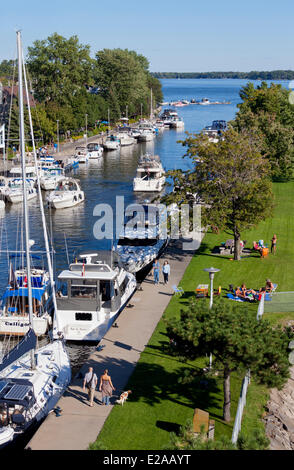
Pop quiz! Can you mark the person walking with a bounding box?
[271,234,277,254]
[153,259,160,285]
[99,369,115,405]
[83,367,98,407]
[162,260,170,285]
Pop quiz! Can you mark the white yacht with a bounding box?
[74,146,89,164]
[5,178,37,204]
[9,166,37,183]
[170,116,185,129]
[46,177,85,209]
[53,251,137,342]
[133,154,165,192]
[137,129,154,142]
[103,135,120,151]
[40,167,65,191]
[87,142,103,159]
[115,204,169,274]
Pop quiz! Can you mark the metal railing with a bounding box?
[231,370,251,444]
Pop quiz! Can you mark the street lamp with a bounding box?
[56,120,59,153]
[85,113,88,146]
[203,267,220,369]
[203,267,220,309]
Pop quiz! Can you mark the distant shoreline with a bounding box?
[152,71,294,80]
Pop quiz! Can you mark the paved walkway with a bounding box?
[26,239,197,450]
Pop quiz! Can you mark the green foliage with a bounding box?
[235,82,294,181]
[27,33,94,105]
[237,429,270,450]
[163,128,274,260]
[153,71,294,80]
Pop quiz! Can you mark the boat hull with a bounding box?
[133,177,165,192]
[48,192,85,209]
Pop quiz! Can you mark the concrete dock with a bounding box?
[26,239,196,450]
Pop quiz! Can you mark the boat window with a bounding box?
[100,281,111,301]
[71,285,96,299]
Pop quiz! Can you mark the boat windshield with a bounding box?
[56,181,77,191]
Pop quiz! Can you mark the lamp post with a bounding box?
[56,120,59,153]
[203,267,220,368]
[85,113,88,146]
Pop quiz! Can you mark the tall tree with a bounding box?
[166,299,290,422]
[27,33,93,105]
[162,128,273,260]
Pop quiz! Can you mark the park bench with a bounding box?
[193,408,215,440]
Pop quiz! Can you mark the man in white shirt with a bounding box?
[83,367,98,407]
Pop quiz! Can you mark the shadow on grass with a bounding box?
[156,420,181,434]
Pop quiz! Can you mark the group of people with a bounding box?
[252,234,277,256]
[152,259,170,285]
[234,279,275,301]
[83,367,115,407]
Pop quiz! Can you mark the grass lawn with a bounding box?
[90,182,294,450]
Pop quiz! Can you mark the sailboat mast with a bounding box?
[150,88,153,120]
[22,53,60,333]
[17,30,35,368]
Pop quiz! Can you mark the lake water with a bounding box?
[0,78,289,369]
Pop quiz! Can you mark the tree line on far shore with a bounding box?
[153,70,294,80]
[0,33,163,143]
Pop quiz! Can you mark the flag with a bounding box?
[9,263,19,290]
[0,124,4,149]
[82,263,85,277]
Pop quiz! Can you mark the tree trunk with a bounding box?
[223,367,231,422]
[233,227,241,261]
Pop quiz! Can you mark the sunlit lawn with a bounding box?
[90,182,294,450]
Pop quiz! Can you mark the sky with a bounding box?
[1,0,294,72]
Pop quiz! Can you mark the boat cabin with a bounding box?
[0,378,35,427]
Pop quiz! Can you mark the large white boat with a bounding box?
[5,178,37,204]
[170,116,185,129]
[53,251,137,342]
[133,154,165,192]
[103,135,120,151]
[115,204,169,274]
[86,142,103,159]
[137,129,154,142]
[0,31,71,448]
[40,167,65,191]
[46,177,85,209]
[116,132,136,147]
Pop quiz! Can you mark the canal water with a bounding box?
[0,78,289,373]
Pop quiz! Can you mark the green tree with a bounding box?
[235,81,294,180]
[27,33,94,105]
[166,299,290,422]
[163,128,273,260]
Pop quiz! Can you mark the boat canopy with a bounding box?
[3,287,44,302]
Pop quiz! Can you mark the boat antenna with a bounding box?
[22,45,60,335]
[17,30,35,369]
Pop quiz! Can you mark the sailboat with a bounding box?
[0,31,71,448]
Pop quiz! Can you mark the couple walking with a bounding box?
[83,367,115,406]
[152,259,170,285]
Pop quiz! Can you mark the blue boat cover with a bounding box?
[0,328,37,373]
[3,287,44,302]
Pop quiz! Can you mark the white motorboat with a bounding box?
[5,178,37,204]
[116,133,136,147]
[86,142,103,159]
[103,135,120,151]
[137,129,154,142]
[74,146,89,164]
[46,177,85,209]
[115,204,169,274]
[53,251,137,342]
[170,117,185,129]
[8,166,37,183]
[0,31,71,449]
[133,154,165,192]
[40,167,65,191]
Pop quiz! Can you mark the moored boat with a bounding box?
[133,154,165,192]
[46,177,85,209]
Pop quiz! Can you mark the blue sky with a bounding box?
[1,0,293,72]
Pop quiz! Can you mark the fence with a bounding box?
[231,370,251,444]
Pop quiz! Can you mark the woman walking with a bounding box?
[162,260,170,285]
[99,369,115,405]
